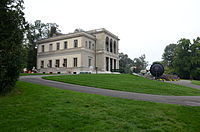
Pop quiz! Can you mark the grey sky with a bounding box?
[24,0,200,64]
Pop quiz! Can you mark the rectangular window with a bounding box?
[85,41,88,48]
[42,45,45,52]
[56,43,60,50]
[110,58,113,71]
[48,60,52,68]
[55,59,60,67]
[63,59,67,67]
[88,58,91,67]
[41,60,44,68]
[89,41,91,49]
[106,57,109,71]
[49,44,53,51]
[74,40,78,48]
[73,58,77,67]
[114,59,116,70]
[64,41,68,49]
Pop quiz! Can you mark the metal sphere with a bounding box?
[150,63,164,77]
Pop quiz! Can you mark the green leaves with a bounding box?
[162,37,200,79]
[0,0,26,94]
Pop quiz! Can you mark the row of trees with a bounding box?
[162,38,200,80]
[25,20,61,70]
[119,53,148,73]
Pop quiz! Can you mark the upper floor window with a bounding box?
[105,37,109,51]
[42,45,45,52]
[85,41,88,48]
[110,39,113,53]
[89,41,91,49]
[63,59,67,67]
[74,40,78,48]
[64,41,68,49]
[55,59,60,67]
[49,44,53,51]
[114,41,116,54]
[56,43,60,50]
[73,58,78,67]
[92,44,95,50]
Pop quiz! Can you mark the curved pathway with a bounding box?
[166,80,200,90]
[19,75,200,106]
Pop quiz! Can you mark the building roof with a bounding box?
[37,28,119,44]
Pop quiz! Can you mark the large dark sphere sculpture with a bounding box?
[150,63,164,77]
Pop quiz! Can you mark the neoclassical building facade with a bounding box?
[37,28,119,74]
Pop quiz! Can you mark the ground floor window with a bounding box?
[63,59,67,67]
[114,59,116,70]
[48,60,52,68]
[55,59,60,67]
[41,60,44,68]
[106,57,109,71]
[73,58,77,67]
[88,58,92,67]
[110,58,113,71]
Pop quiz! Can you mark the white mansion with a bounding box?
[37,28,119,74]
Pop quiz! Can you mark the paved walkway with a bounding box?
[166,80,200,90]
[19,75,200,106]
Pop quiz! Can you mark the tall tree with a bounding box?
[0,0,26,94]
[190,37,200,80]
[162,44,177,67]
[26,20,61,70]
[133,54,148,73]
[119,53,134,73]
[173,38,191,79]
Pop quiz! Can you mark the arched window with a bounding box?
[110,39,113,52]
[114,41,116,54]
[105,37,109,51]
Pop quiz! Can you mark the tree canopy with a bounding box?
[162,37,200,80]
[25,20,61,70]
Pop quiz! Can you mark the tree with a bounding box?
[190,37,200,80]
[162,44,177,67]
[172,38,191,79]
[0,0,26,94]
[25,20,61,70]
[133,54,148,73]
[119,53,134,73]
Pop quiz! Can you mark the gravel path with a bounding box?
[19,75,200,106]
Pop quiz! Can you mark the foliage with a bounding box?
[119,53,148,73]
[25,20,61,70]
[162,37,200,79]
[1,81,200,131]
[133,54,148,73]
[0,0,26,94]
[162,43,177,68]
[119,53,134,73]
[43,74,200,96]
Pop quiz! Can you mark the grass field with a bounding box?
[0,81,200,131]
[43,74,200,96]
[192,80,200,86]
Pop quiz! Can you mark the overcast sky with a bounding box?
[24,0,200,65]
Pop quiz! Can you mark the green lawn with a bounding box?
[192,80,200,86]
[43,74,200,96]
[0,81,200,131]
[20,73,54,76]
